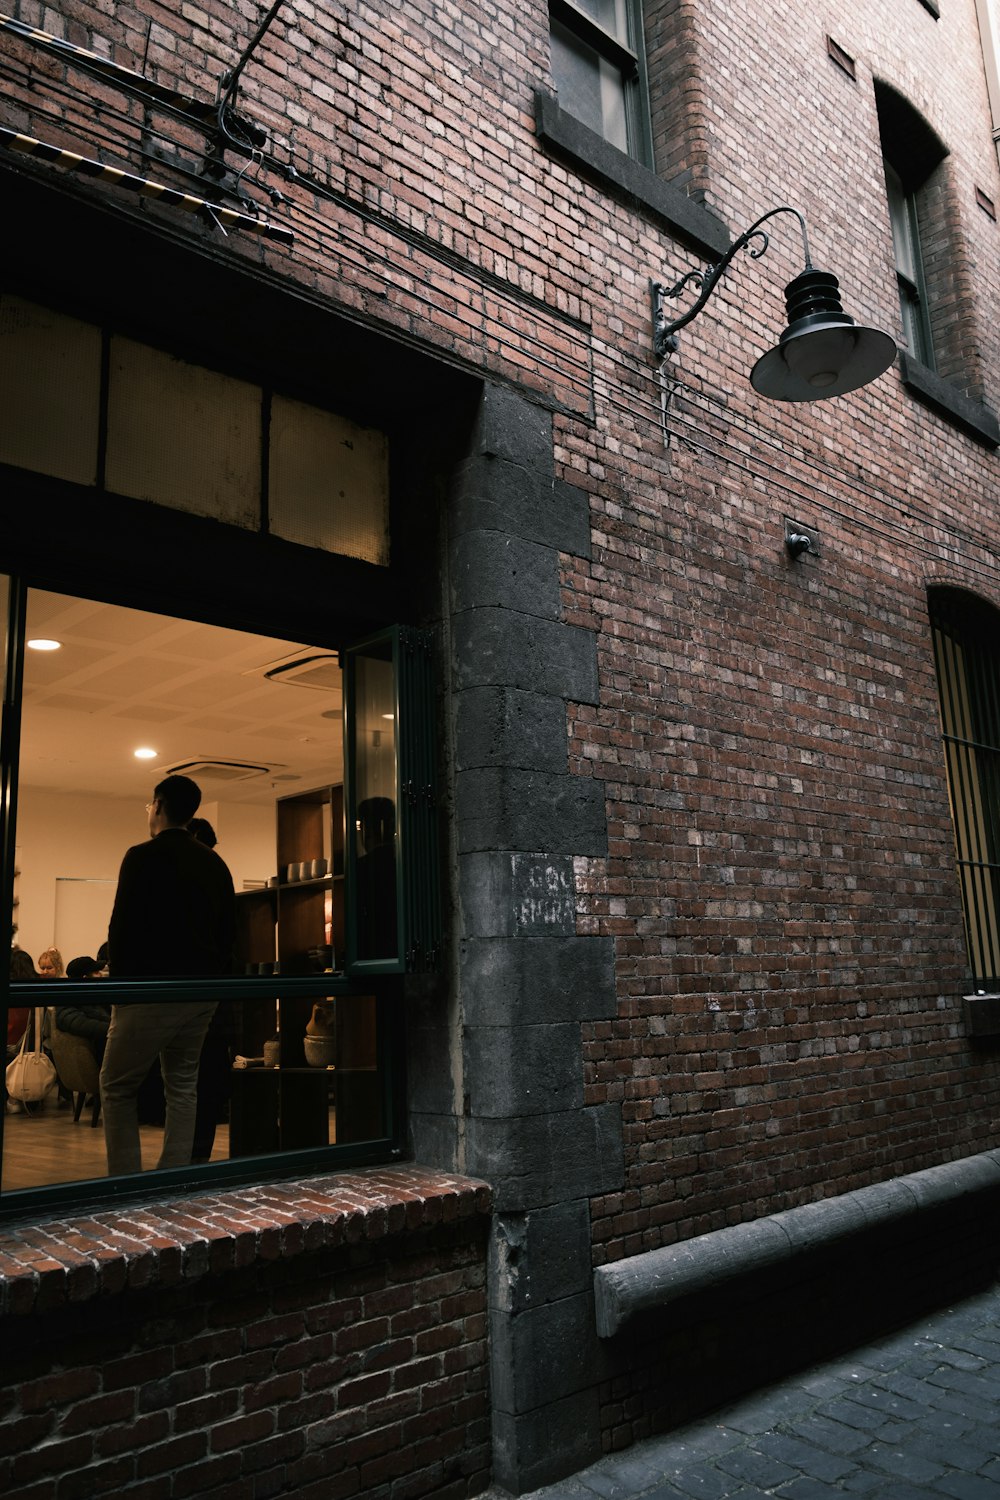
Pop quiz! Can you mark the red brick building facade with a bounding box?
[2,0,1000,1494]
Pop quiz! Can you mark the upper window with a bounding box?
[549,0,651,164]
[875,83,948,373]
[883,159,934,367]
[929,588,1000,991]
[0,295,390,566]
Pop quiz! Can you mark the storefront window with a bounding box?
[0,587,435,1209]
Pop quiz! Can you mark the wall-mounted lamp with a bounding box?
[651,207,897,401]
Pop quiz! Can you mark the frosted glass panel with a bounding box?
[269,396,389,566]
[0,295,101,484]
[106,338,261,526]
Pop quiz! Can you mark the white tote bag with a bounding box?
[6,1007,57,1104]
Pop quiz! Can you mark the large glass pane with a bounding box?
[930,592,1000,989]
[0,296,101,485]
[564,0,629,44]
[551,18,629,151]
[1,587,394,1199]
[269,396,390,565]
[105,338,261,526]
[349,639,399,965]
[884,162,919,283]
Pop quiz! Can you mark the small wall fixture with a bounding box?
[785,518,820,558]
[651,207,897,401]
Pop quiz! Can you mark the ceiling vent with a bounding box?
[249,650,342,692]
[159,758,278,783]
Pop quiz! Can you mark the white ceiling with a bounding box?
[19,590,345,804]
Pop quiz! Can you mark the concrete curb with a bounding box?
[594,1148,1000,1337]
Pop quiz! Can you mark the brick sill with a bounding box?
[0,1165,492,1319]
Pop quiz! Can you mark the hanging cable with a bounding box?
[0,126,293,243]
[215,0,284,153]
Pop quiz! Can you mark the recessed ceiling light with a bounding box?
[27,638,61,651]
[134,747,158,760]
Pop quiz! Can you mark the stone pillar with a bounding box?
[447,383,623,1492]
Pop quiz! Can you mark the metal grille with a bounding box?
[930,589,1000,989]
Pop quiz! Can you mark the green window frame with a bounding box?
[344,626,441,977]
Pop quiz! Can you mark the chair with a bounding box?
[47,1018,102,1126]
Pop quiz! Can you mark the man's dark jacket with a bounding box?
[108,828,236,978]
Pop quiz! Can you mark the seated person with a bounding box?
[56,956,112,1062]
[7,949,36,1056]
[37,947,64,978]
[65,955,104,981]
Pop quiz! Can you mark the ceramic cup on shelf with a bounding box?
[310,858,328,879]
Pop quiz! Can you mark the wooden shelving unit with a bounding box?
[229,784,381,1149]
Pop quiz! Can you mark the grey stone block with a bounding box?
[406,1021,458,1114]
[594,1217,792,1337]
[459,852,577,938]
[461,935,617,1027]
[449,453,590,561]
[453,606,599,702]
[450,529,562,618]
[407,1110,460,1172]
[456,767,607,855]
[454,686,569,774]
[492,1386,602,1493]
[450,457,592,556]
[465,1104,625,1211]
[491,1291,604,1413]
[902,1151,1000,1212]
[490,1200,594,1313]
[464,1022,583,1117]
[553,478,593,560]
[471,382,554,469]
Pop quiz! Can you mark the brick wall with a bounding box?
[3,0,1000,1485]
[0,1171,492,1500]
[553,0,1000,1276]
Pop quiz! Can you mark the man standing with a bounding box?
[101,774,235,1175]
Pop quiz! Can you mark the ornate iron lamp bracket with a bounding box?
[651,206,812,363]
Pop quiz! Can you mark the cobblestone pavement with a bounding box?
[525,1284,1000,1500]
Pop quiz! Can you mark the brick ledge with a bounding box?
[0,1166,493,1318]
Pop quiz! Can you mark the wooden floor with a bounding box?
[1,1099,230,1191]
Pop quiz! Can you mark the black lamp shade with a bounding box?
[750,268,897,401]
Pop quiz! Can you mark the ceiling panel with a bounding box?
[17,592,346,803]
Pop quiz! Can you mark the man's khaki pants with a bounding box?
[100,1002,218,1175]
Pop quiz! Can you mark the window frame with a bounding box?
[343,625,441,978]
[0,575,426,1218]
[883,158,936,369]
[548,0,653,167]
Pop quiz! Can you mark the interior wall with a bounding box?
[13,787,274,968]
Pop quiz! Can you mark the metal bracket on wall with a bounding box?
[785,518,821,558]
